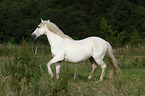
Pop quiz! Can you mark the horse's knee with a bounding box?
[101,64,107,69]
[56,74,59,79]
[95,59,106,69]
[92,64,97,70]
[47,63,50,67]
[92,63,97,69]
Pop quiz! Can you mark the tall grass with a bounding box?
[0,40,145,96]
[114,43,145,69]
[0,40,42,95]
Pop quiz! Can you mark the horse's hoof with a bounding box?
[88,76,92,80]
[52,76,56,80]
[98,79,103,82]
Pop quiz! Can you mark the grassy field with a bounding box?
[0,40,145,96]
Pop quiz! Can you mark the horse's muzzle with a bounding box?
[31,33,37,40]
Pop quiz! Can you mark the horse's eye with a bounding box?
[38,25,41,28]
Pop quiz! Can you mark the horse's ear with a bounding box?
[48,19,50,22]
[41,18,43,22]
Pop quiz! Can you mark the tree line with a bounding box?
[0,0,145,46]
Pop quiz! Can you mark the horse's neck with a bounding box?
[45,31,64,48]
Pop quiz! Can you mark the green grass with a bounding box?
[0,40,145,96]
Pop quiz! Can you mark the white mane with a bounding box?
[41,21,73,40]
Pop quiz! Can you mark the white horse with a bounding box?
[31,19,119,81]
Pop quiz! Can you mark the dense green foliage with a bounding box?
[0,0,145,45]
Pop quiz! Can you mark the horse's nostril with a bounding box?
[31,34,36,39]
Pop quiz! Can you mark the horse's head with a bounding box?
[31,18,50,40]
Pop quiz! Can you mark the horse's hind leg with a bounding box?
[88,58,97,79]
[94,58,107,81]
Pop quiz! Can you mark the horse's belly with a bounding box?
[64,54,91,63]
[64,48,92,63]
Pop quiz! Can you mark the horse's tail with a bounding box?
[106,42,121,79]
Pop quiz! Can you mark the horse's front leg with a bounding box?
[55,63,60,79]
[47,56,63,79]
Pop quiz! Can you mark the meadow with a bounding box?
[0,40,145,96]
